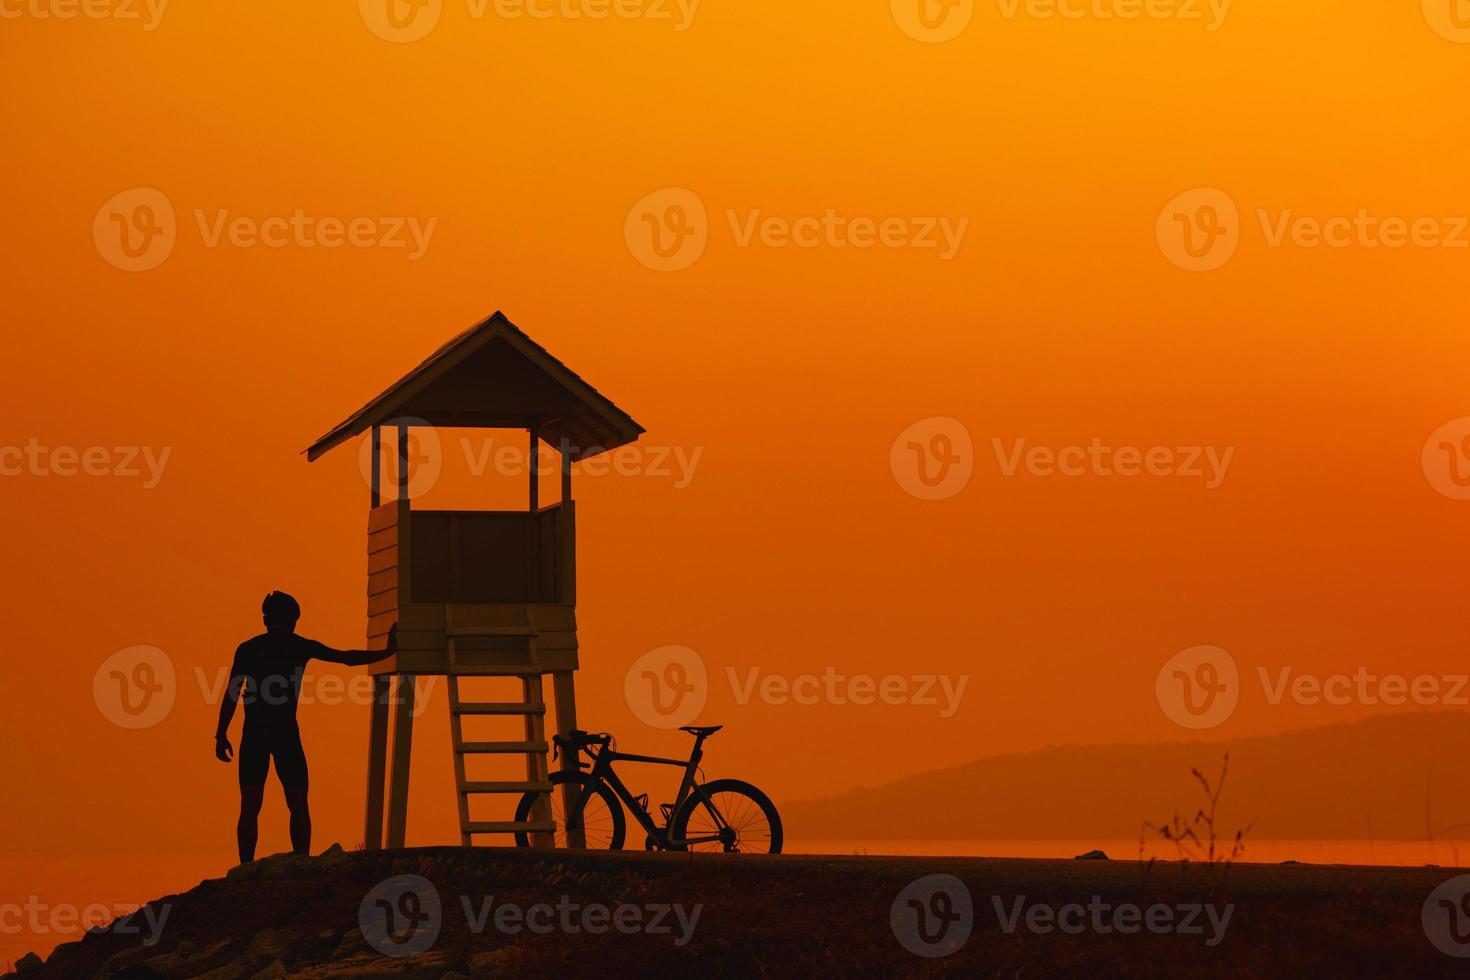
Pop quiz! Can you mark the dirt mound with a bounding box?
[7,846,1464,977]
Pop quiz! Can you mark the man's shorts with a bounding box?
[239,725,309,789]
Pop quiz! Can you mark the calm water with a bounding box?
[790,838,1470,867]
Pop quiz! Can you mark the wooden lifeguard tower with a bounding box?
[304,311,644,849]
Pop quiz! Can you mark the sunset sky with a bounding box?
[3,0,1470,963]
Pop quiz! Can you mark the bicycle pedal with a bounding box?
[634,792,650,812]
[659,803,674,821]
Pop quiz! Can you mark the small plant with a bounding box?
[1139,753,1252,881]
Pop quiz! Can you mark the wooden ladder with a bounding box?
[445,605,556,846]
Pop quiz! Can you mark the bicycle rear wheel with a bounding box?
[669,778,783,854]
[513,770,626,850]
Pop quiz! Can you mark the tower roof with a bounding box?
[305,311,645,462]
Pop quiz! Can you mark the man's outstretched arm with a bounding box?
[311,624,397,667]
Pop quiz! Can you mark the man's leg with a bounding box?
[284,785,311,856]
[238,784,265,864]
[237,728,270,864]
[277,727,311,856]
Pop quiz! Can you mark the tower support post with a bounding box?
[363,674,391,850]
[551,670,585,848]
[385,674,417,848]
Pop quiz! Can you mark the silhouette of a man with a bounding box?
[214,591,396,863]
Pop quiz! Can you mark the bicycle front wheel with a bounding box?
[669,778,783,854]
[513,770,626,850]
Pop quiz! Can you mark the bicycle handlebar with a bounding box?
[552,730,613,760]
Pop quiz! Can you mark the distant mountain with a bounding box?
[783,712,1470,841]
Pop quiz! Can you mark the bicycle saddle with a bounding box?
[679,725,724,737]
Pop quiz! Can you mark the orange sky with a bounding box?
[3,1,1470,957]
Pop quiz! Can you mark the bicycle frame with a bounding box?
[562,734,732,849]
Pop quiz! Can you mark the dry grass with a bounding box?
[1139,753,1253,884]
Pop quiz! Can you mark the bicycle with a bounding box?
[512,725,783,853]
